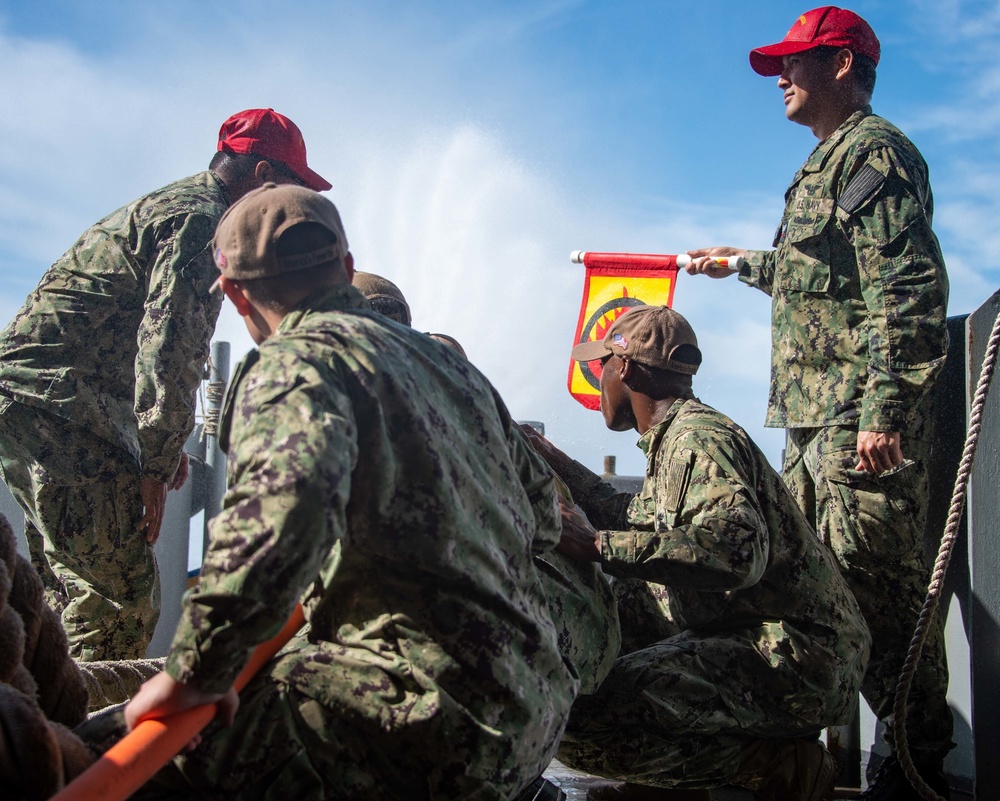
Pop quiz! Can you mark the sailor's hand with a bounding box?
[126,671,240,752]
[856,430,903,474]
[556,499,601,562]
[169,451,190,491]
[684,247,745,278]
[138,477,168,544]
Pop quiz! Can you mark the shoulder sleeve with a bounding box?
[556,456,633,531]
[493,390,561,553]
[740,249,777,296]
[842,143,949,430]
[600,420,768,591]
[135,210,224,482]
[165,346,357,692]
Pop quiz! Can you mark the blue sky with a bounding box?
[1,0,998,475]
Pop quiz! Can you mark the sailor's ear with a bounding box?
[220,277,254,317]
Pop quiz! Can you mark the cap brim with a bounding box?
[571,339,610,362]
[290,164,333,192]
[749,41,818,76]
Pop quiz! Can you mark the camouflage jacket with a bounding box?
[166,285,576,742]
[0,172,228,482]
[558,398,869,674]
[741,107,949,431]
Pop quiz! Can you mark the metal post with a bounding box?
[828,712,862,790]
[203,341,230,555]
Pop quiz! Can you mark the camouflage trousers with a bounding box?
[81,642,569,801]
[783,423,953,762]
[558,619,862,790]
[534,550,620,694]
[0,398,158,661]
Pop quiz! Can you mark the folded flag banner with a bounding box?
[568,251,681,410]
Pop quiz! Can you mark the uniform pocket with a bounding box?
[776,200,835,293]
[823,457,921,559]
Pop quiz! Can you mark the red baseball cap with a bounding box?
[749,6,880,77]
[217,108,332,192]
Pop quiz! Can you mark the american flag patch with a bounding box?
[613,333,629,350]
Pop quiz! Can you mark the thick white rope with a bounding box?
[894,304,1000,801]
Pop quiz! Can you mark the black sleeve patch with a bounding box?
[838,164,885,215]
[664,448,694,514]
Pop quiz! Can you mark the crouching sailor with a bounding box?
[90,184,578,800]
[529,305,871,801]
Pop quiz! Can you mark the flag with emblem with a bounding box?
[567,251,680,410]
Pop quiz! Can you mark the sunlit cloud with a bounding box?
[1,0,996,477]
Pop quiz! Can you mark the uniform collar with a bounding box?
[207,169,232,206]
[276,284,370,334]
[219,283,370,452]
[636,397,692,463]
[798,105,873,177]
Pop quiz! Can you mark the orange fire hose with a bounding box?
[51,603,306,801]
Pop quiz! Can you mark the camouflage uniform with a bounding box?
[533,545,619,696]
[524,441,619,697]
[0,171,228,660]
[740,107,953,761]
[136,285,577,800]
[353,270,620,697]
[551,397,870,789]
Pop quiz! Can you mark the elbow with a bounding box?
[724,558,766,592]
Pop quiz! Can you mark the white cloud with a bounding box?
[905,0,1000,46]
[2,6,915,477]
[328,118,788,472]
[878,3,1000,318]
[440,0,584,58]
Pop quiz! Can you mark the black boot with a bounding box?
[859,755,951,800]
[731,737,836,801]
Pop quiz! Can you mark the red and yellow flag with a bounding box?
[567,252,680,410]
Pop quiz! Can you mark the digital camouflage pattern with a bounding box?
[355,273,620,698]
[533,549,619,696]
[0,171,228,660]
[153,285,576,800]
[740,107,953,761]
[0,398,158,661]
[0,171,227,481]
[740,107,949,432]
[530,445,620,696]
[553,398,870,788]
[784,421,953,762]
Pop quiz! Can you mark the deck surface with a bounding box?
[544,761,755,799]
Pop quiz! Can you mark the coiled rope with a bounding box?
[894,303,1000,801]
[77,659,164,713]
[0,514,91,799]
[197,352,227,440]
[201,380,227,439]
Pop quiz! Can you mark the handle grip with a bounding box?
[52,604,306,801]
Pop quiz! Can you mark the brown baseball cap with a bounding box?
[749,7,880,77]
[212,183,349,285]
[571,305,701,375]
[352,271,412,326]
[427,332,468,360]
